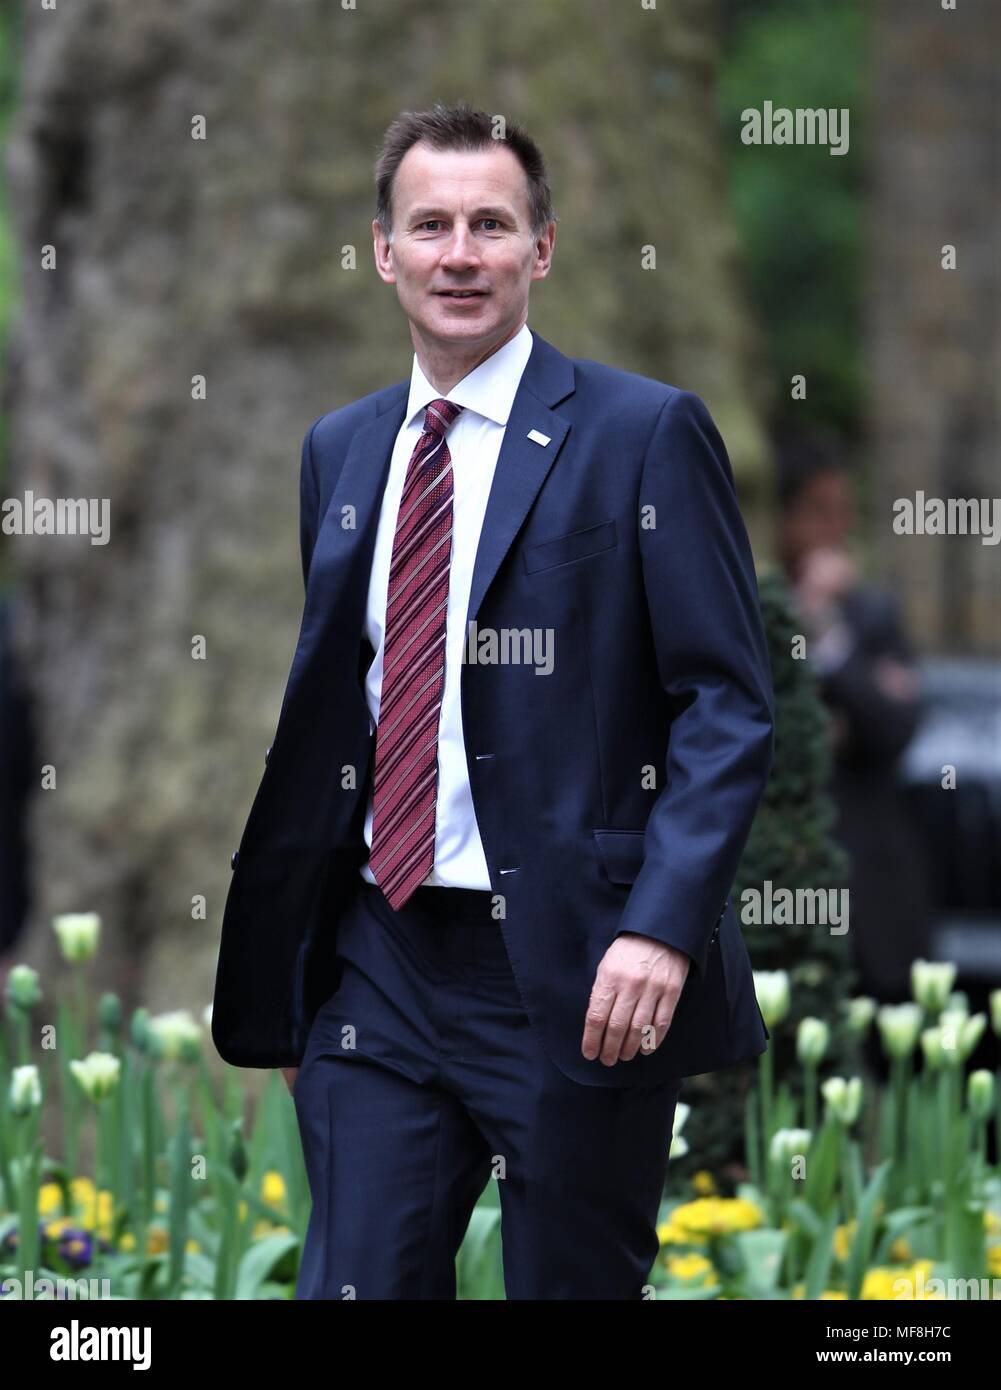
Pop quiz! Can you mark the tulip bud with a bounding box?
[9,1064,42,1117]
[988,990,1001,1038]
[967,1070,994,1120]
[753,970,790,1029]
[769,1127,812,1167]
[938,1010,986,1066]
[845,996,877,1039]
[911,959,956,1014]
[130,1007,151,1053]
[822,1076,862,1125]
[877,1003,923,1060]
[797,1017,830,1066]
[146,1010,203,1064]
[5,964,42,1012]
[958,1013,986,1063]
[69,1052,121,1102]
[52,912,101,964]
[98,993,122,1033]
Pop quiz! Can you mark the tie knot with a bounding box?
[423,398,463,438]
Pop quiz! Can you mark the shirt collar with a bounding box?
[405,322,534,430]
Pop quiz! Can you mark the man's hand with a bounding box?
[795,546,856,625]
[280,1066,299,1095]
[581,933,691,1066]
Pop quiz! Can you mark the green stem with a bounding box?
[74,968,88,1053]
[890,1053,908,1204]
[804,1060,817,1134]
[759,1044,774,1181]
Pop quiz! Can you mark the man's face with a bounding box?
[373,141,554,352]
[783,469,856,560]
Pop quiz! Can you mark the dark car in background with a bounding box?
[900,658,1001,986]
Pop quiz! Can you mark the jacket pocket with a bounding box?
[524,519,617,574]
[592,827,646,884]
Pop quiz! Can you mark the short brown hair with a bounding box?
[374,99,556,242]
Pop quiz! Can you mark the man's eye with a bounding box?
[417,219,501,231]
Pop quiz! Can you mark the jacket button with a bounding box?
[231,850,239,870]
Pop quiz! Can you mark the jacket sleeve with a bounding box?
[612,389,775,981]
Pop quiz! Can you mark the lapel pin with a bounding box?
[527,429,551,446]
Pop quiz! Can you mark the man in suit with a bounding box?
[211,100,774,1300]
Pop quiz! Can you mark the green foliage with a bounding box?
[4,885,999,1299]
[679,569,855,1177]
[719,0,867,437]
[737,567,855,1020]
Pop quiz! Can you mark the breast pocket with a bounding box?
[523,519,617,574]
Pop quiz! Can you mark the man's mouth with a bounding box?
[435,290,488,298]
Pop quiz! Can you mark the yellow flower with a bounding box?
[69,1183,114,1239]
[146,1226,168,1254]
[38,1183,64,1216]
[860,1268,895,1300]
[862,1260,943,1300]
[70,1176,96,1203]
[691,1170,717,1196]
[261,1170,287,1206]
[666,1252,716,1286]
[832,1220,857,1261]
[42,1217,75,1239]
[888,1236,913,1262]
[986,1245,1001,1276]
[669,1197,764,1238]
[984,1210,1001,1234]
[657,1219,707,1248]
[119,1232,136,1251]
[186,1238,200,1254]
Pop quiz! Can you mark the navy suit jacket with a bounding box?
[211,329,774,1087]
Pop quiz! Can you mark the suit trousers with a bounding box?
[292,875,683,1300]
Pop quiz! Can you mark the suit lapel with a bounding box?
[302,329,577,663]
[302,388,408,656]
[465,333,574,627]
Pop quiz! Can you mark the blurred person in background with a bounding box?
[775,430,935,1012]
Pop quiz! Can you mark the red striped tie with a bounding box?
[369,398,464,909]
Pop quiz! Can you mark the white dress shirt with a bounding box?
[358,320,534,889]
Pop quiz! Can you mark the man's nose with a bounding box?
[440,225,480,263]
